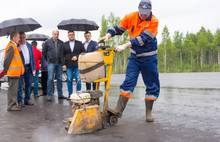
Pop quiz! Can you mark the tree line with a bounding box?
[99,13,220,73]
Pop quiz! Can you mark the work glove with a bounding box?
[114,45,127,53]
[97,36,109,44]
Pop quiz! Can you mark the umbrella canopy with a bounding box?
[26,33,50,41]
[0,18,41,37]
[57,18,99,31]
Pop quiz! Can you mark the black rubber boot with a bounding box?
[145,99,154,122]
[108,95,129,118]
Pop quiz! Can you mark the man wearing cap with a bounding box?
[98,0,159,122]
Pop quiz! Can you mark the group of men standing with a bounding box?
[4,31,37,110]
[4,30,98,111]
[43,30,98,101]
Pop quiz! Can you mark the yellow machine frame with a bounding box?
[67,49,117,134]
[94,49,114,114]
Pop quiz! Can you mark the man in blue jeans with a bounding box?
[31,41,42,98]
[42,30,67,101]
[61,30,85,99]
[17,32,36,106]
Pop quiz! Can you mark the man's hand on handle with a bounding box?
[114,45,127,53]
[97,36,109,44]
[97,33,112,44]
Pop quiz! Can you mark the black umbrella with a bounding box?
[57,18,99,31]
[26,33,50,41]
[0,18,42,37]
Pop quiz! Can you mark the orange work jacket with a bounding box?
[108,11,159,57]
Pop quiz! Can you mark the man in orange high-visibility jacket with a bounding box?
[98,0,160,122]
[4,31,24,111]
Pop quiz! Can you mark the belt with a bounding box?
[25,64,30,67]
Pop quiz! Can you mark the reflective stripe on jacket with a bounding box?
[107,11,159,57]
[5,43,24,77]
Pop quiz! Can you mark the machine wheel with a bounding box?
[65,120,71,130]
[109,115,118,126]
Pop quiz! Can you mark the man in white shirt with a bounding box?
[17,32,36,106]
[83,31,98,90]
[61,30,85,99]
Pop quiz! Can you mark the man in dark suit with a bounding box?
[83,31,98,90]
[61,30,85,99]
[17,32,36,106]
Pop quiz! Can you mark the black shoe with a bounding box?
[24,101,34,105]
[18,102,25,107]
[58,96,67,99]
[47,97,52,101]
[66,95,71,100]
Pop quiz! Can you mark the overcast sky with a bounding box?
[0,0,219,49]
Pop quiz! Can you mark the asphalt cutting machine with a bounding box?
[64,45,118,134]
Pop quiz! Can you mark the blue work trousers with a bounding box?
[120,55,160,100]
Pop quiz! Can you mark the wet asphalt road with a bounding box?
[0,73,220,142]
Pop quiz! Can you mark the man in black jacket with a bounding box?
[42,30,67,101]
[61,30,85,99]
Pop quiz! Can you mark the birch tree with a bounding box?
[173,31,183,71]
[213,29,220,71]
[161,25,170,73]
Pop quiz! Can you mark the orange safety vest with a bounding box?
[4,42,24,77]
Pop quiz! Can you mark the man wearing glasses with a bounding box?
[61,30,85,99]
